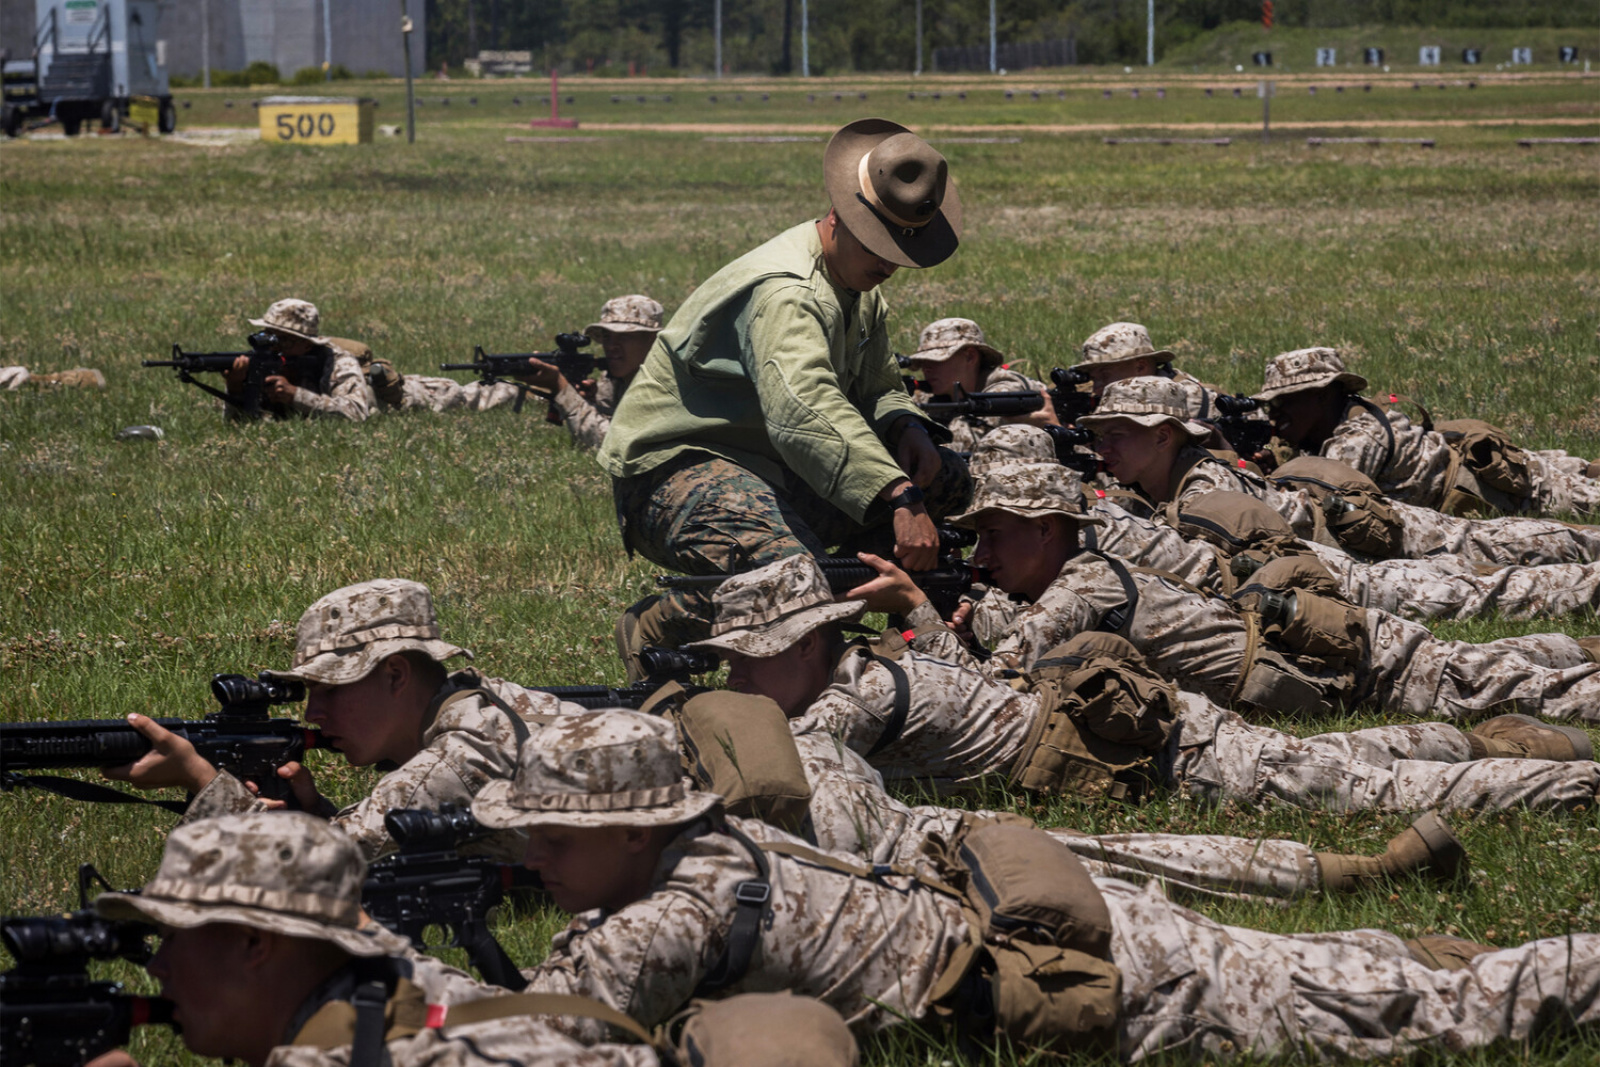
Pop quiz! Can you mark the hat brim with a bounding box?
[824,119,962,270]
[1079,410,1212,439]
[584,322,660,338]
[1254,371,1368,403]
[471,777,723,831]
[247,318,326,344]
[948,503,1103,528]
[909,342,1005,368]
[687,599,867,659]
[1068,349,1174,374]
[95,892,412,957]
[262,637,471,686]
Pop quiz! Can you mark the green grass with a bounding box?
[2,79,1599,1064]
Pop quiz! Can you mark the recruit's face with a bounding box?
[969,512,1066,601]
[913,347,983,396]
[1084,358,1156,398]
[522,825,640,913]
[594,329,655,382]
[1093,419,1169,489]
[303,664,419,767]
[1267,389,1329,449]
[725,642,820,718]
[146,923,256,1058]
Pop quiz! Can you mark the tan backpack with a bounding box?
[1272,455,1406,559]
[669,691,814,835]
[1437,418,1534,501]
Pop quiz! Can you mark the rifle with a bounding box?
[1048,367,1096,424]
[142,330,330,418]
[0,673,332,813]
[915,367,1096,427]
[1042,423,1104,481]
[1212,393,1276,469]
[441,332,594,416]
[535,645,718,710]
[1,865,175,1067]
[362,806,540,991]
[658,557,976,619]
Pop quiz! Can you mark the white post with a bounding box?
[324,0,333,80]
[988,0,995,73]
[801,0,809,77]
[1146,0,1153,66]
[201,0,210,88]
[714,0,722,78]
[914,0,922,75]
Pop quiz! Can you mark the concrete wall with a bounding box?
[153,0,424,80]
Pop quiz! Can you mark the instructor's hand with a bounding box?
[844,552,929,615]
[890,502,938,572]
[895,422,942,488]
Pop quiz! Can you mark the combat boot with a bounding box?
[615,594,711,684]
[34,368,105,388]
[1470,714,1593,762]
[1404,934,1496,971]
[1315,811,1465,892]
[1579,636,1600,664]
[367,359,407,408]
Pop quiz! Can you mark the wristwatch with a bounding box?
[887,485,925,510]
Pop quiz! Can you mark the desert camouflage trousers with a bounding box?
[386,375,524,413]
[1171,694,1600,814]
[1049,828,1325,905]
[1328,551,1600,620]
[1362,610,1600,722]
[0,366,28,389]
[1396,500,1600,565]
[1524,452,1600,517]
[1107,876,1600,1061]
[611,451,971,652]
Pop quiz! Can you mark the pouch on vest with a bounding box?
[1272,455,1406,560]
[1234,583,1367,672]
[1235,646,1345,717]
[927,819,1122,1054]
[1438,419,1533,499]
[1009,633,1178,801]
[672,691,812,835]
[671,993,859,1067]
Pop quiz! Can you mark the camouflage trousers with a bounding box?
[611,452,972,659]
[1525,452,1600,517]
[0,366,27,389]
[1330,553,1600,621]
[1051,829,1322,905]
[1363,610,1600,722]
[1107,876,1600,1061]
[383,374,524,414]
[1396,500,1600,565]
[1173,694,1600,814]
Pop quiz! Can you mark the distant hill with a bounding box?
[1159,22,1597,71]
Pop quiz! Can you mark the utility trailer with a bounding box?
[2,0,174,137]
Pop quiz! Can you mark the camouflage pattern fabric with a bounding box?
[1080,376,1212,439]
[0,366,30,389]
[520,813,970,1040]
[1163,445,1324,537]
[553,375,623,451]
[1392,501,1600,565]
[1308,541,1600,621]
[250,298,328,341]
[907,317,1005,366]
[382,375,524,414]
[1362,610,1600,722]
[183,670,584,861]
[614,451,970,645]
[942,364,1051,454]
[271,956,662,1067]
[1071,322,1174,374]
[1105,876,1600,1060]
[585,294,665,336]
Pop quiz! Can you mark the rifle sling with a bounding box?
[1099,555,1140,635]
[697,821,772,995]
[428,991,654,1045]
[863,652,912,759]
[350,962,394,1067]
[1346,396,1397,473]
[3,773,188,814]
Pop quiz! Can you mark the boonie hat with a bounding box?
[263,578,470,686]
[824,118,962,269]
[1079,377,1211,440]
[585,294,665,338]
[1254,347,1368,402]
[249,298,326,343]
[473,711,721,830]
[967,424,1057,476]
[1070,322,1174,374]
[950,462,1102,528]
[907,318,1004,368]
[95,812,411,957]
[686,555,866,659]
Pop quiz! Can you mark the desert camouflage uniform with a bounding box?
[942,364,1051,453]
[921,463,1600,721]
[385,374,524,414]
[552,374,623,450]
[484,713,1600,1060]
[183,669,578,861]
[907,319,1048,452]
[1259,348,1600,517]
[1391,498,1600,564]
[0,366,26,389]
[223,301,377,422]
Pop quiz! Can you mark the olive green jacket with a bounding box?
[596,221,935,523]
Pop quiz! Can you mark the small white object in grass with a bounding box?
[1235,64,1243,72]
[379,124,402,136]
[1124,66,1132,74]
[115,425,165,441]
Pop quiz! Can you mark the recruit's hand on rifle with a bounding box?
[251,759,324,812]
[223,354,251,389]
[844,552,930,616]
[262,375,297,404]
[1010,388,1061,429]
[100,714,217,794]
[514,359,565,394]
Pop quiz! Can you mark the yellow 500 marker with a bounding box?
[258,96,376,145]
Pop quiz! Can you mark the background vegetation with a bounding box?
[2,76,1598,1064]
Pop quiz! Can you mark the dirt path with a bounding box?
[579,117,1599,135]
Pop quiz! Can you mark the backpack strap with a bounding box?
[864,652,912,759]
[698,822,774,994]
[431,673,539,745]
[349,960,394,1067]
[1345,396,1397,473]
[1097,555,1140,635]
[1379,391,1435,434]
[427,992,655,1045]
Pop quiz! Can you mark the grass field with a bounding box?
[2,72,1599,1064]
